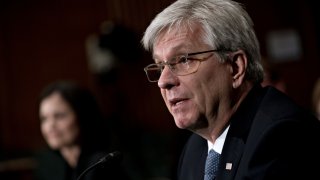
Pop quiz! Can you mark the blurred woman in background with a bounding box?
[34,80,128,180]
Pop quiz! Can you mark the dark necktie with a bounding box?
[204,149,220,180]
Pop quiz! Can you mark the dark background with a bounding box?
[0,0,319,180]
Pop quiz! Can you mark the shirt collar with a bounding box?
[207,125,230,154]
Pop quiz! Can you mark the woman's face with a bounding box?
[39,92,80,150]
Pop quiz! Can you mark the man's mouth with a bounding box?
[169,98,188,106]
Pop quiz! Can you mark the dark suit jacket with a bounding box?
[177,85,320,180]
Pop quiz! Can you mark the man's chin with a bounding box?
[174,118,190,129]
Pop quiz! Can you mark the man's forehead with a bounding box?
[153,35,191,61]
[155,27,189,44]
[154,23,203,46]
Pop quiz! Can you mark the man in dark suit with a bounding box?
[141,0,320,179]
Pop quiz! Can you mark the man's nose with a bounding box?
[158,66,178,89]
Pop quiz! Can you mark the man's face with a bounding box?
[153,24,233,131]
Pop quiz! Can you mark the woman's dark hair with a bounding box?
[38,80,107,151]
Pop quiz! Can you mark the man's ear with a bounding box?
[230,50,247,88]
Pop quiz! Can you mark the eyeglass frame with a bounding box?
[143,49,226,82]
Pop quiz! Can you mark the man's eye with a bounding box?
[155,63,165,69]
[177,56,189,64]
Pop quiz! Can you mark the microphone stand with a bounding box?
[76,151,122,180]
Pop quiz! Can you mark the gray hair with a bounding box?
[142,0,264,83]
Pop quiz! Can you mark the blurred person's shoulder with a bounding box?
[33,149,69,180]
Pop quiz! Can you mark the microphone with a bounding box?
[76,151,122,180]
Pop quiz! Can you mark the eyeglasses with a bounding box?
[144,49,222,82]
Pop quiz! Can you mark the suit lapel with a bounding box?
[217,85,264,180]
[217,137,244,180]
